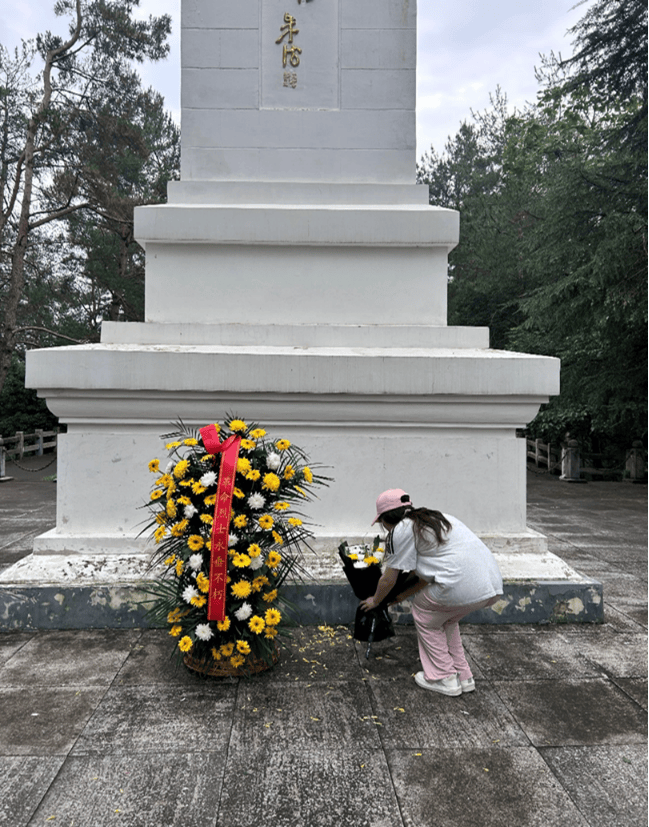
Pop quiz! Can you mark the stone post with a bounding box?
[560,437,585,483]
[625,441,646,483]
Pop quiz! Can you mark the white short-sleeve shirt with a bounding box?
[384,515,503,606]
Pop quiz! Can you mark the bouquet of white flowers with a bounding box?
[338,538,417,657]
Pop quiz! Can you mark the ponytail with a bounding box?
[381,505,451,549]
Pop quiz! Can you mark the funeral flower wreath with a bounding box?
[143,417,328,673]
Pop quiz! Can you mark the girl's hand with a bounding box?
[360,596,379,612]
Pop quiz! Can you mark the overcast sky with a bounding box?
[0,0,590,158]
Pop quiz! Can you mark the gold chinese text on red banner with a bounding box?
[199,424,241,622]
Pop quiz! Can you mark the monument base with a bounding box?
[0,545,603,630]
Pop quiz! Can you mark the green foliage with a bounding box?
[0,358,58,436]
[418,1,647,451]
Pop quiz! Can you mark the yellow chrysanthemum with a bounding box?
[204,494,217,507]
[271,531,284,546]
[232,553,251,568]
[178,636,193,652]
[248,615,265,634]
[233,514,248,528]
[232,487,245,499]
[236,640,251,655]
[211,647,222,661]
[173,459,190,479]
[216,617,231,632]
[294,486,308,498]
[273,501,290,511]
[283,465,296,480]
[190,595,206,607]
[250,428,266,439]
[230,654,246,668]
[148,458,160,473]
[183,438,198,446]
[171,519,189,537]
[164,555,176,567]
[266,550,282,568]
[288,517,302,527]
[229,419,248,433]
[166,441,181,450]
[252,575,269,592]
[187,535,204,551]
[265,627,278,639]
[262,473,281,492]
[364,555,380,566]
[150,489,164,501]
[265,608,281,626]
[247,543,262,558]
[348,553,359,561]
[220,642,235,657]
[179,479,193,487]
[154,526,167,544]
[192,482,207,495]
[200,514,213,526]
[236,457,252,475]
[231,580,252,599]
[303,467,314,483]
[166,499,177,519]
[177,495,192,506]
[175,559,184,577]
[263,589,278,603]
[258,515,274,530]
[240,439,256,450]
[169,624,182,637]
[167,608,182,623]
[246,469,261,481]
[196,573,210,593]
[276,439,291,451]
[155,512,167,525]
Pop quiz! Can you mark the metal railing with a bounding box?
[0,430,58,477]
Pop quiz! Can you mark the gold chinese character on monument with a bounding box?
[276,13,299,44]
[283,72,298,88]
[282,45,302,67]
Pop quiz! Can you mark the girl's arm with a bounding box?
[360,567,399,611]
[388,576,429,605]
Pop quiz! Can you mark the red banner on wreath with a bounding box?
[199,424,241,622]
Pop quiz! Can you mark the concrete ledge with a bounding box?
[0,577,603,631]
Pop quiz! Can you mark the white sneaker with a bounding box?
[460,677,475,693]
[414,671,462,696]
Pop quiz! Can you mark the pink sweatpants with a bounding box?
[411,590,499,681]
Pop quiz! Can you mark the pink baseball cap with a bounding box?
[372,489,412,524]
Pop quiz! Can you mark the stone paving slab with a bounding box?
[217,747,403,827]
[462,631,604,680]
[70,684,237,756]
[0,757,65,827]
[385,747,591,827]
[367,677,529,748]
[539,745,648,827]
[27,753,227,827]
[493,678,647,747]
[0,686,106,756]
[0,629,141,687]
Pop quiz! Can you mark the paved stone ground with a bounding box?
[0,461,646,826]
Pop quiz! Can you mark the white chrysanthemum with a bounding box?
[247,493,266,510]
[183,504,198,519]
[165,461,174,473]
[188,553,203,571]
[374,550,385,560]
[249,555,264,571]
[182,585,200,603]
[266,452,281,470]
[228,533,239,547]
[200,471,217,487]
[234,602,253,621]
[353,561,369,570]
[195,623,213,642]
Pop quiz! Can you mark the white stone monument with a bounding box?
[4,0,599,626]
